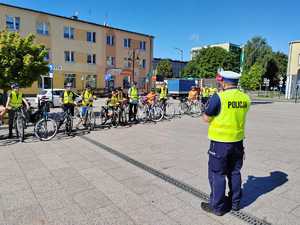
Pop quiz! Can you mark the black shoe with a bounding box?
[201,202,226,216]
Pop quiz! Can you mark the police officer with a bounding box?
[5,83,29,138]
[128,82,139,123]
[201,71,251,216]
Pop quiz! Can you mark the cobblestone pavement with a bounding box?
[0,102,299,225]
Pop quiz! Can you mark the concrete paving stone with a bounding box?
[73,189,113,213]
[175,191,204,211]
[90,175,126,194]
[140,185,172,202]
[0,166,23,181]
[66,159,94,170]
[254,206,299,225]
[105,166,140,181]
[59,175,94,195]
[91,158,122,171]
[3,204,46,225]
[50,167,80,182]
[149,194,187,214]
[13,149,37,162]
[59,152,85,162]
[0,177,30,193]
[18,159,46,172]
[36,189,73,212]
[38,153,69,170]
[150,179,183,195]
[280,188,300,202]
[122,176,156,195]
[44,204,85,224]
[167,205,222,225]
[29,177,62,194]
[0,150,15,162]
[0,188,38,211]
[106,190,149,213]
[77,167,108,181]
[126,204,170,225]
[24,168,53,181]
[291,204,300,217]
[81,151,107,162]
[86,204,132,222]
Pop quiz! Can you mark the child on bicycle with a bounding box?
[146,88,157,108]
[5,83,29,138]
[188,86,199,104]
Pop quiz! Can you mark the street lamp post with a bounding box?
[128,49,140,83]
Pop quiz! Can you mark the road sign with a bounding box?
[48,64,54,73]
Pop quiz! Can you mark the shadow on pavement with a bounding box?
[241,171,288,209]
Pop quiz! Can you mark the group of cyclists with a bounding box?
[0,80,216,141]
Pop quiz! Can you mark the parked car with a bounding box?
[36,89,81,107]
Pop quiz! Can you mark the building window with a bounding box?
[139,41,146,50]
[124,38,131,48]
[106,35,114,46]
[87,54,96,64]
[141,59,146,69]
[37,22,49,36]
[6,15,20,30]
[64,51,75,63]
[86,75,97,89]
[64,74,76,88]
[64,26,74,39]
[124,57,132,68]
[87,31,96,43]
[106,56,115,67]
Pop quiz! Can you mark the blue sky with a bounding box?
[2,0,299,61]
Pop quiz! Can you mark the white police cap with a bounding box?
[219,71,241,80]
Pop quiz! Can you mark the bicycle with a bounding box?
[158,98,175,119]
[179,98,202,117]
[138,98,164,123]
[118,100,130,125]
[99,105,120,127]
[58,106,74,136]
[34,98,58,141]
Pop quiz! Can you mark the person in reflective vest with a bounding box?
[5,83,29,138]
[201,87,210,106]
[128,82,139,122]
[159,82,168,112]
[61,83,76,116]
[201,71,251,216]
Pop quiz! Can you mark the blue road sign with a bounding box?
[48,64,54,73]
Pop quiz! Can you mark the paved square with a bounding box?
[0,102,299,225]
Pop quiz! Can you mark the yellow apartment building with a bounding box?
[286,40,300,99]
[0,3,154,95]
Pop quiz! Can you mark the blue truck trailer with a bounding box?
[166,79,196,98]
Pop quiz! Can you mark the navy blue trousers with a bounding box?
[208,140,244,213]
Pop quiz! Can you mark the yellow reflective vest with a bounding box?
[208,89,250,142]
[160,87,168,100]
[9,91,23,108]
[129,87,138,100]
[82,90,93,106]
[63,91,74,104]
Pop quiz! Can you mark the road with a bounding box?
[0,102,299,225]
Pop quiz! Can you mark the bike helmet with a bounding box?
[11,83,20,89]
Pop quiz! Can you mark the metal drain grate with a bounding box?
[81,136,272,225]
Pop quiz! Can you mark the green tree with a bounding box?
[156,59,173,78]
[243,36,272,71]
[272,51,288,79]
[240,63,264,90]
[0,31,49,92]
[182,47,240,78]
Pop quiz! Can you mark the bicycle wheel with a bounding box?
[190,102,201,116]
[99,108,108,125]
[111,111,119,127]
[88,111,96,131]
[137,105,148,123]
[65,116,73,136]
[179,102,189,115]
[164,103,175,119]
[16,115,25,142]
[150,106,164,122]
[34,118,58,141]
